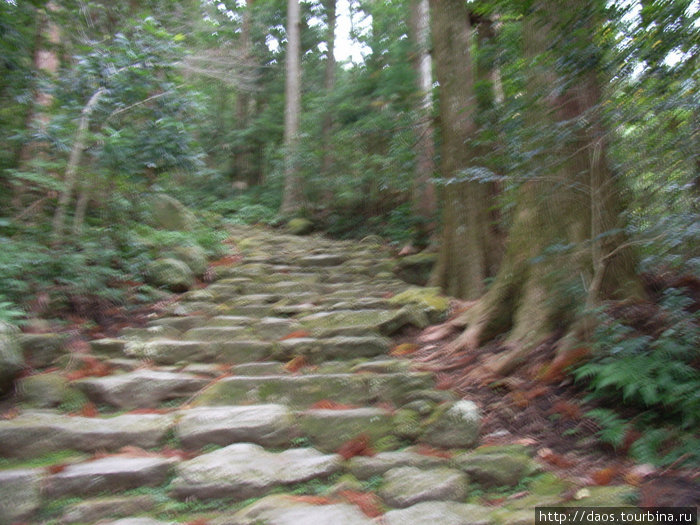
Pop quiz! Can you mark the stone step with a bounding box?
[120,339,273,364]
[192,372,434,408]
[44,455,177,497]
[74,370,210,409]
[275,335,391,362]
[0,411,174,458]
[170,443,341,500]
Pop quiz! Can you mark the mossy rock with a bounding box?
[393,408,422,439]
[18,372,72,409]
[149,193,198,231]
[287,218,314,235]
[146,258,194,292]
[453,449,540,487]
[18,333,70,368]
[389,287,449,322]
[395,252,437,285]
[168,244,208,276]
[0,322,23,395]
[529,472,574,496]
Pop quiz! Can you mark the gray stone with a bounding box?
[124,340,215,365]
[170,244,208,276]
[61,495,156,524]
[104,518,174,525]
[171,443,342,500]
[217,340,274,362]
[206,315,257,327]
[298,254,346,267]
[17,372,70,408]
[44,456,176,497]
[379,467,470,508]
[351,359,412,374]
[421,400,481,448]
[91,338,128,356]
[74,370,209,409]
[18,332,69,368]
[0,411,175,458]
[184,326,248,341]
[121,325,181,340]
[176,405,296,449]
[255,317,303,340]
[233,362,285,376]
[382,502,492,525]
[146,258,195,292]
[217,495,373,525]
[287,218,314,235]
[454,450,540,487]
[347,451,449,480]
[147,315,207,332]
[298,408,393,452]
[0,321,23,394]
[150,193,198,231]
[276,336,390,362]
[0,469,42,523]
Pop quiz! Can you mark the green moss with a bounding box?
[389,287,449,313]
[0,450,88,471]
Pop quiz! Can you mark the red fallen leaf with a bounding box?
[337,434,374,460]
[540,346,591,383]
[80,402,98,418]
[390,343,419,356]
[484,496,506,506]
[126,408,169,415]
[537,447,575,468]
[186,520,210,525]
[288,495,336,505]
[550,400,582,420]
[413,444,453,459]
[280,330,311,341]
[1,408,20,420]
[284,356,308,373]
[591,467,616,486]
[338,490,385,518]
[209,255,242,267]
[47,463,69,474]
[311,400,358,410]
[161,447,198,461]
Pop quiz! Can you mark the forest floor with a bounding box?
[2,225,697,524]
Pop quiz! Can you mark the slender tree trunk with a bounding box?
[233,0,254,186]
[409,0,437,229]
[450,1,645,373]
[428,0,494,300]
[280,0,303,216]
[320,0,336,178]
[52,87,105,245]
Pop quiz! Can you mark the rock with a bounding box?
[382,502,492,525]
[18,332,69,368]
[0,321,23,394]
[298,254,346,267]
[287,218,314,235]
[44,456,176,497]
[150,193,198,231]
[121,325,181,340]
[91,338,128,356]
[276,336,391,362]
[170,244,208,276]
[394,252,437,286]
[255,317,303,340]
[454,450,540,487]
[389,287,449,322]
[74,370,209,409]
[420,400,480,448]
[0,469,42,523]
[378,305,430,335]
[347,451,449,480]
[217,340,274,362]
[379,466,470,508]
[351,359,412,374]
[124,339,215,365]
[183,326,248,341]
[0,411,174,458]
[17,372,70,408]
[146,258,195,292]
[298,408,393,452]
[101,518,174,525]
[61,495,156,524]
[148,316,207,332]
[393,408,422,439]
[176,405,296,449]
[217,494,373,525]
[171,443,342,500]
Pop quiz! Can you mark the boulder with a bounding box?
[287,218,314,235]
[0,469,42,523]
[0,321,23,394]
[379,466,470,508]
[420,400,481,448]
[347,451,449,480]
[454,449,540,487]
[394,252,437,285]
[298,407,393,452]
[389,287,449,323]
[150,193,198,231]
[146,258,195,292]
[18,332,69,368]
[61,495,156,524]
[17,371,71,408]
[170,244,208,276]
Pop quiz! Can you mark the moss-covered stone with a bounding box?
[146,258,195,292]
[389,287,449,322]
[170,244,208,276]
[393,408,422,439]
[18,372,71,408]
[420,400,481,448]
[287,217,314,235]
[394,252,437,285]
[529,472,574,496]
[18,333,70,368]
[298,408,393,452]
[453,450,540,487]
[149,193,198,231]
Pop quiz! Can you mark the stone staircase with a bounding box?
[0,226,637,524]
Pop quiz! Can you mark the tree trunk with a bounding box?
[279,0,303,216]
[409,0,437,230]
[449,1,645,373]
[428,0,495,300]
[320,0,336,178]
[233,0,253,187]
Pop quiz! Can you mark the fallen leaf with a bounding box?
[1,408,19,420]
[338,490,384,518]
[284,356,308,373]
[591,467,616,486]
[390,343,419,356]
[537,447,575,468]
[413,444,453,459]
[288,495,336,505]
[80,402,98,418]
[280,330,311,341]
[337,434,374,460]
[46,463,69,474]
[311,400,358,410]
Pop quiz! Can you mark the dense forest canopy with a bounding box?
[0,0,698,467]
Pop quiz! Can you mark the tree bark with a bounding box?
[409,0,437,229]
[320,0,336,178]
[280,0,303,216]
[449,1,645,373]
[428,0,495,300]
[233,0,254,187]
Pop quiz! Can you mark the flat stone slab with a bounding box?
[171,443,342,500]
[44,456,177,497]
[0,411,175,457]
[61,495,157,524]
[298,408,393,452]
[176,405,296,449]
[298,254,346,267]
[74,370,209,409]
[379,466,470,508]
[193,373,433,408]
[382,502,493,525]
[217,340,274,362]
[276,336,391,362]
[216,495,374,525]
[183,326,248,341]
[0,468,42,523]
[124,340,215,364]
[454,449,539,487]
[347,451,449,480]
[420,400,481,448]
